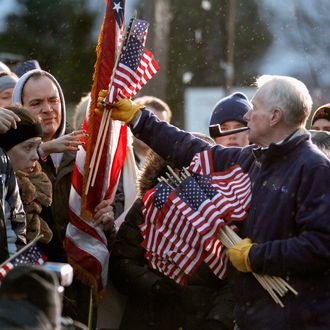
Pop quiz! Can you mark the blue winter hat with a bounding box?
[14,60,41,77]
[209,92,252,127]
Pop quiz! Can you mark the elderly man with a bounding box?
[109,75,330,329]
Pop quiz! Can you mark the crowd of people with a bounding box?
[0,58,329,330]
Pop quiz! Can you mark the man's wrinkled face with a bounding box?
[22,76,61,141]
[244,87,272,147]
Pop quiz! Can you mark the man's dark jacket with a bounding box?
[130,109,330,330]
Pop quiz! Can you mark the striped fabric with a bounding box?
[64,0,126,294]
[141,150,252,285]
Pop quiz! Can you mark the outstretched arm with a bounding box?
[110,98,211,168]
[39,130,86,157]
[132,109,210,168]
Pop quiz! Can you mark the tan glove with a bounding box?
[227,238,254,272]
[110,99,145,124]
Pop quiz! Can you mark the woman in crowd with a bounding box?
[0,71,18,107]
[0,105,84,244]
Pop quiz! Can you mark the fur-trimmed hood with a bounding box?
[137,151,168,199]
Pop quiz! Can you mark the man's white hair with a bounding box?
[256,75,313,127]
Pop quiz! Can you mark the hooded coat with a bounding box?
[12,69,75,262]
[109,151,235,330]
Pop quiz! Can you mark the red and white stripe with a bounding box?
[109,50,159,102]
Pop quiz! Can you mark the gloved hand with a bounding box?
[150,277,183,298]
[110,99,145,124]
[227,238,254,272]
[97,89,108,110]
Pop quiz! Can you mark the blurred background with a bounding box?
[0,0,328,133]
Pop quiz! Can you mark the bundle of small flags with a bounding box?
[141,150,298,307]
[140,149,251,286]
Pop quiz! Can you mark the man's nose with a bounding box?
[41,101,53,113]
[243,112,250,121]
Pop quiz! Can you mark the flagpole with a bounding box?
[0,234,44,269]
[85,15,137,194]
[88,286,94,330]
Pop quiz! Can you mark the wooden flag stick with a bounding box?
[91,110,112,187]
[166,165,182,184]
[0,234,44,269]
[158,176,175,190]
[85,110,108,195]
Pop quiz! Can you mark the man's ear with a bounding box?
[269,107,283,127]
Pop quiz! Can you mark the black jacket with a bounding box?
[109,152,235,330]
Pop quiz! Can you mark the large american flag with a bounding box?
[65,1,160,295]
[0,244,46,283]
[141,151,252,285]
[64,0,126,295]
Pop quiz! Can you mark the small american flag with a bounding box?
[108,18,159,103]
[188,150,251,221]
[0,244,46,283]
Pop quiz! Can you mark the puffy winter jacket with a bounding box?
[130,109,330,330]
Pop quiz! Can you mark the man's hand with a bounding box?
[0,108,21,133]
[39,130,87,157]
[227,238,254,272]
[110,99,145,124]
[93,200,115,231]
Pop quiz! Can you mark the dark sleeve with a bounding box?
[109,199,162,296]
[249,164,330,276]
[5,155,26,249]
[132,110,211,169]
[112,171,125,219]
[133,109,247,172]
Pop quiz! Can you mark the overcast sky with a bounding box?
[0,0,328,88]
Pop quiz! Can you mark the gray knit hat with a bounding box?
[0,73,18,92]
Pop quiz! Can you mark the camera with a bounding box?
[43,262,73,287]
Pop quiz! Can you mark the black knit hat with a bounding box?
[209,92,252,127]
[0,106,43,151]
[0,265,62,328]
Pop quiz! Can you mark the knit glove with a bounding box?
[227,238,254,272]
[110,99,145,124]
